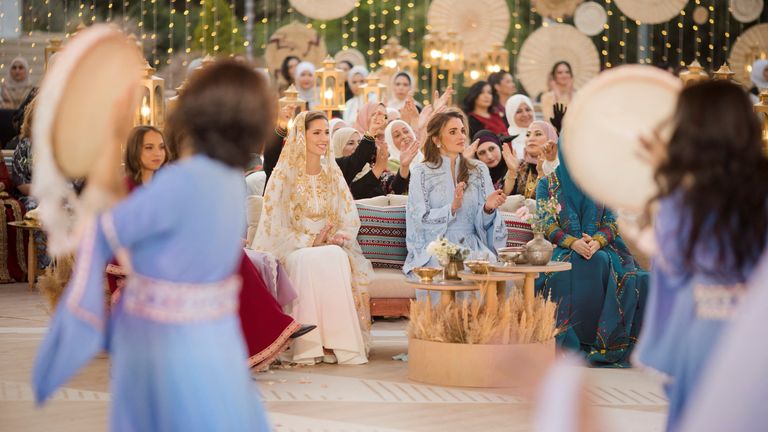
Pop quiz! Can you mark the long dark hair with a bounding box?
[280,55,300,83]
[423,109,476,185]
[462,81,497,114]
[654,80,768,275]
[551,60,573,77]
[124,125,167,185]
[487,70,510,102]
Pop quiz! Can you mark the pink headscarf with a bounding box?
[523,120,558,164]
[353,101,385,134]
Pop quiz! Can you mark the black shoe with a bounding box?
[290,324,317,339]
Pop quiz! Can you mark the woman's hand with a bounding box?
[462,139,480,160]
[502,143,519,172]
[400,95,419,128]
[313,223,334,246]
[583,233,602,257]
[432,86,454,114]
[399,140,420,170]
[367,107,387,137]
[277,103,296,129]
[638,129,667,169]
[327,231,350,247]
[483,189,506,213]
[451,182,466,215]
[543,140,558,162]
[571,238,592,259]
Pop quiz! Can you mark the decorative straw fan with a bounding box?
[265,22,327,72]
[516,24,600,97]
[614,0,688,24]
[334,48,366,67]
[730,0,764,23]
[289,0,355,21]
[427,0,510,56]
[533,0,584,20]
[574,2,607,36]
[728,23,768,86]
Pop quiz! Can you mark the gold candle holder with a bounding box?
[277,84,307,126]
[314,56,346,119]
[713,63,736,81]
[679,60,709,86]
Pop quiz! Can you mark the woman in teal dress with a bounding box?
[535,139,648,367]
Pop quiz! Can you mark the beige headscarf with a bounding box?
[1,57,33,109]
[252,111,372,327]
[332,126,360,157]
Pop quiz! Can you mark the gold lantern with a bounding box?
[713,63,736,81]
[755,89,768,152]
[314,56,346,118]
[277,84,307,127]
[679,60,709,86]
[486,43,509,75]
[440,32,464,88]
[360,73,387,104]
[382,37,404,72]
[44,38,63,71]
[423,33,444,94]
[463,53,486,87]
[396,49,420,89]
[135,61,166,128]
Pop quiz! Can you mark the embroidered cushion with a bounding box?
[500,212,534,248]
[356,203,407,269]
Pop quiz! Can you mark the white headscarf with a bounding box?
[332,127,360,157]
[383,120,415,162]
[328,118,348,140]
[293,61,316,106]
[505,94,535,156]
[751,59,768,90]
[1,57,33,109]
[347,65,369,82]
[386,108,400,121]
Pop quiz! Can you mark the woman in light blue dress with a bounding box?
[33,61,272,431]
[404,109,507,299]
[634,81,768,431]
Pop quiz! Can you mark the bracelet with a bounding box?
[363,131,376,141]
[483,204,494,214]
[274,127,287,138]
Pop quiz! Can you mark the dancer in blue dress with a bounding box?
[33,60,273,431]
[634,80,768,431]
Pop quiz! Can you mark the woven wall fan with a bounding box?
[730,0,764,23]
[728,23,768,86]
[516,24,600,97]
[334,48,367,67]
[288,0,355,21]
[574,2,607,36]
[614,0,688,24]
[265,22,328,72]
[532,0,583,20]
[427,0,510,56]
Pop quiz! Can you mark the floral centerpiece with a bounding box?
[517,197,561,265]
[426,237,470,280]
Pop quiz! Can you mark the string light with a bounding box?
[342,15,348,50]
[605,0,613,69]
[261,0,268,51]
[122,0,128,31]
[199,0,206,55]
[184,0,191,65]
[707,0,714,67]
[108,0,113,22]
[230,0,236,55]
[723,1,731,65]
[368,0,375,67]
[213,0,219,53]
[351,2,358,49]
[662,22,670,64]
[168,0,175,67]
[647,23,655,65]
[618,14,626,63]
[379,0,388,63]
[693,0,701,62]
[153,0,159,66]
[140,0,145,44]
[406,1,414,51]
[511,0,520,75]
[395,0,402,38]
[677,9,684,67]
[90,0,96,23]
[47,0,52,31]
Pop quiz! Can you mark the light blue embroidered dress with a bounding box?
[403,156,507,298]
[33,155,270,431]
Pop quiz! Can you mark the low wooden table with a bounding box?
[490,261,572,313]
[8,220,43,290]
[458,271,524,311]
[405,279,480,306]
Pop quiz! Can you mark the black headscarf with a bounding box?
[472,129,507,185]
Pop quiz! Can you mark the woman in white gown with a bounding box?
[252,111,372,365]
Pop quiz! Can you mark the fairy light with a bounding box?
[647,23,655,65]
[122,0,128,31]
[213,0,219,53]
[662,22,670,63]
[707,0,714,67]
[342,16,348,50]
[107,0,113,22]
[723,1,731,64]
[184,0,190,65]
[139,0,145,43]
[229,0,236,55]
[261,0,268,51]
[46,0,52,31]
[379,0,388,62]
[351,2,359,49]
[511,0,520,75]
[693,0,701,62]
[153,0,159,66]
[90,0,96,23]
[241,0,249,54]
[618,14,626,63]
[406,1,414,51]
[394,0,402,37]
[678,9,685,67]
[367,0,375,66]
[199,0,206,55]
[168,0,175,68]
[605,0,613,69]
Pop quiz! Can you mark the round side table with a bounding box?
[458,271,524,311]
[490,261,572,313]
[405,279,480,306]
[8,220,43,290]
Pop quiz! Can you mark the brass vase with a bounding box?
[440,258,464,280]
[525,232,554,266]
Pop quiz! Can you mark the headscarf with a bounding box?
[384,119,416,161]
[332,127,360,157]
[328,118,348,139]
[472,129,507,185]
[353,101,382,134]
[751,59,768,90]
[251,111,372,324]
[525,120,558,165]
[347,65,369,82]
[505,94,535,156]
[2,57,33,109]
[293,61,316,104]
[386,108,400,121]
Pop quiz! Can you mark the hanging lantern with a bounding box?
[679,60,709,86]
[485,43,509,74]
[277,84,307,126]
[713,63,736,82]
[441,32,464,88]
[314,56,346,118]
[423,33,444,69]
[755,89,768,152]
[44,38,63,71]
[396,49,420,89]
[382,36,404,72]
[463,53,486,87]
[360,73,387,104]
[135,61,166,128]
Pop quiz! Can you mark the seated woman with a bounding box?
[347,104,417,200]
[252,111,372,365]
[1,57,34,110]
[463,80,508,138]
[403,109,508,280]
[534,138,648,367]
[504,94,535,156]
[343,65,369,124]
[466,130,515,192]
[504,120,558,199]
[385,119,423,174]
[294,61,318,109]
[387,72,423,112]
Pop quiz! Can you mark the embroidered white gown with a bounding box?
[282,175,368,364]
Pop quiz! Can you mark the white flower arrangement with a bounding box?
[426,237,471,262]
[521,197,561,233]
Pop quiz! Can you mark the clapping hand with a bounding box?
[367,106,388,137]
[543,139,558,162]
[483,189,507,213]
[462,138,480,160]
[399,139,420,169]
[451,181,466,215]
[400,94,419,128]
[278,103,296,129]
[432,86,454,114]
[550,103,567,134]
[501,143,520,171]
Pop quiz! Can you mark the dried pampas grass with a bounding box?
[408,290,560,345]
[37,255,75,312]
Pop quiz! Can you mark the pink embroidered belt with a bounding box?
[122,273,241,323]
